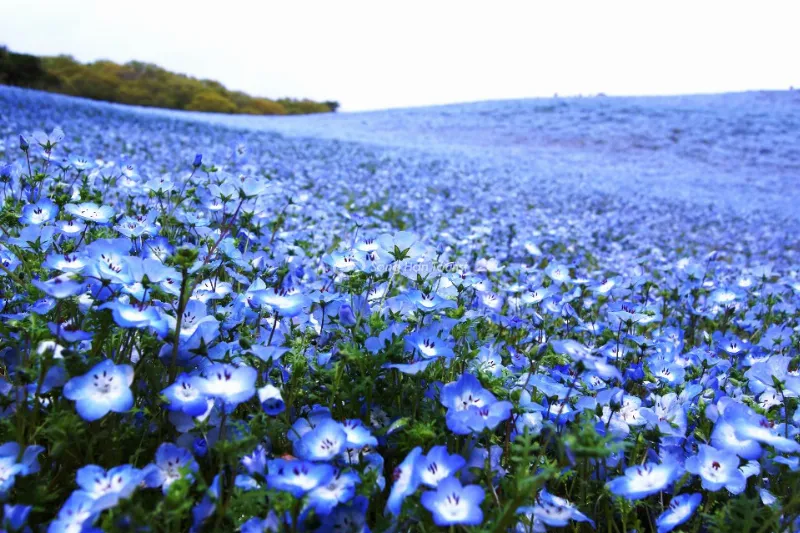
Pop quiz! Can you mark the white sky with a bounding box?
[1,0,798,111]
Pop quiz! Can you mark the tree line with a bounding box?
[0,46,339,115]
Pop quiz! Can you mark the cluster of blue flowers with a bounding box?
[0,85,799,532]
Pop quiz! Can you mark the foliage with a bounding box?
[0,46,339,115]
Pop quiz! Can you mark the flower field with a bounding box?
[0,85,799,532]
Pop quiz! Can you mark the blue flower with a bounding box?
[440,373,511,434]
[420,476,484,526]
[655,493,702,533]
[250,287,311,318]
[2,503,32,532]
[404,324,455,359]
[99,301,168,336]
[341,419,378,450]
[416,445,466,488]
[338,303,358,327]
[143,442,198,494]
[447,398,512,435]
[440,373,495,413]
[405,290,456,312]
[266,459,335,498]
[386,446,423,515]
[200,363,256,411]
[241,512,280,533]
[685,444,746,494]
[318,495,370,533]
[76,464,143,511]
[63,360,134,421]
[516,488,594,528]
[20,198,58,225]
[47,490,97,533]
[293,418,347,462]
[606,460,681,500]
[257,384,285,416]
[306,470,360,516]
[0,456,25,498]
[0,442,45,476]
[64,202,115,224]
[32,273,84,299]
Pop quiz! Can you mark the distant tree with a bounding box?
[185,91,238,113]
[0,47,59,89]
[324,100,340,112]
[0,46,336,115]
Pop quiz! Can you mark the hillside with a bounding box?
[0,46,338,115]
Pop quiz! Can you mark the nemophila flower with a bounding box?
[143,442,198,494]
[710,400,764,459]
[0,443,44,481]
[476,290,503,312]
[0,248,21,275]
[655,493,702,533]
[650,361,686,386]
[63,360,134,421]
[319,495,370,533]
[194,278,232,302]
[732,414,800,453]
[606,460,681,500]
[267,459,335,498]
[241,512,280,533]
[42,252,88,273]
[404,324,455,359]
[20,198,58,225]
[440,373,495,412]
[376,231,425,259]
[68,154,94,171]
[288,406,333,443]
[200,363,256,411]
[47,490,97,533]
[386,446,423,515]
[258,384,285,415]
[55,218,86,238]
[238,176,268,198]
[250,287,311,318]
[450,398,513,435]
[115,213,159,238]
[338,303,357,326]
[64,202,115,224]
[99,301,168,336]
[517,489,594,528]
[341,419,378,449]
[405,289,456,312]
[470,347,505,377]
[641,393,687,437]
[545,263,571,284]
[0,457,25,498]
[3,503,32,532]
[685,444,745,494]
[32,273,84,299]
[165,299,218,340]
[417,446,466,488]
[306,470,360,516]
[162,373,210,417]
[144,174,176,195]
[293,418,348,461]
[30,127,63,149]
[420,476,484,526]
[76,464,143,511]
[143,236,174,261]
[8,225,56,252]
[84,238,133,284]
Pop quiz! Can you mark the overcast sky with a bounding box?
[1,0,797,111]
